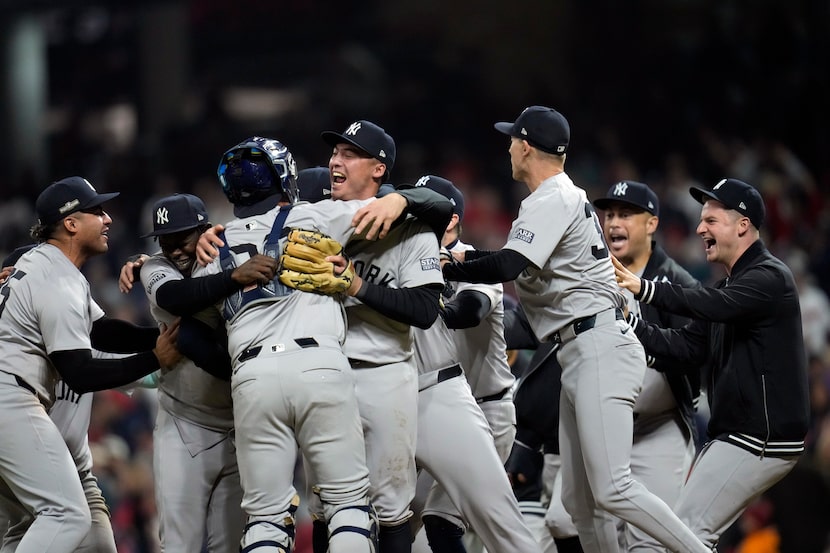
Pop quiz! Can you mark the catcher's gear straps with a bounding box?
[218,204,293,321]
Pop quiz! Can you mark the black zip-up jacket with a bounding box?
[638,242,702,443]
[629,240,809,457]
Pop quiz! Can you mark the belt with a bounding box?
[238,346,262,363]
[237,337,321,363]
[14,375,37,396]
[551,308,624,344]
[437,364,462,383]
[476,386,510,404]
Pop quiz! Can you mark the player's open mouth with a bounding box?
[704,238,716,252]
[332,171,346,184]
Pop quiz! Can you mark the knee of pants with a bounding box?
[323,497,378,553]
[55,503,94,548]
[241,511,297,552]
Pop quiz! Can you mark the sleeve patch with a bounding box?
[511,228,535,244]
[420,257,440,271]
[145,271,166,294]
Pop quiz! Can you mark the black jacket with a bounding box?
[631,240,810,457]
[638,243,702,443]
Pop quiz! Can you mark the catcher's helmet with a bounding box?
[217,137,299,205]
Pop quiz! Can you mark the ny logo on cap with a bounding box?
[613,182,629,196]
[414,176,430,187]
[714,179,726,190]
[82,178,96,191]
[156,207,169,225]
[345,122,362,136]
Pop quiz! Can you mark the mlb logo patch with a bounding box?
[420,257,440,271]
[512,228,535,244]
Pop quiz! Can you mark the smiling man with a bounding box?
[612,178,810,551]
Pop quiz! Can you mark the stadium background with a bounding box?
[1,1,829,551]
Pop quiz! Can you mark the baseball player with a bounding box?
[134,193,247,553]
[442,106,712,553]
[592,180,701,552]
[613,178,810,550]
[309,121,446,553]
[1,246,157,553]
[0,177,180,553]
[403,175,539,553]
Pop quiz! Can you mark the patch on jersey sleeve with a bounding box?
[511,228,535,244]
[145,271,166,294]
[420,257,440,272]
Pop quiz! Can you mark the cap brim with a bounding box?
[84,192,120,209]
[494,122,516,136]
[140,223,201,239]
[321,131,373,157]
[592,197,650,213]
[689,186,719,206]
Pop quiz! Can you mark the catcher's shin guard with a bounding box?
[324,499,378,553]
[240,496,299,552]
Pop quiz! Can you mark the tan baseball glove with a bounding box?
[278,229,354,295]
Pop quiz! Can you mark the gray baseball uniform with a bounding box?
[0,389,114,553]
[1,352,154,553]
[0,244,99,553]
[486,172,710,553]
[344,220,442,526]
[306,217,443,534]
[411,315,540,553]
[140,255,243,553]
[197,198,377,553]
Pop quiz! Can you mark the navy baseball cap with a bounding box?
[593,181,659,217]
[36,176,120,225]
[297,167,332,204]
[494,106,570,155]
[413,175,465,221]
[321,120,396,176]
[142,194,209,238]
[690,178,765,229]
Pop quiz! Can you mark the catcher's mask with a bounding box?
[217,137,299,206]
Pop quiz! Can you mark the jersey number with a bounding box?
[584,203,609,260]
[0,270,26,319]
